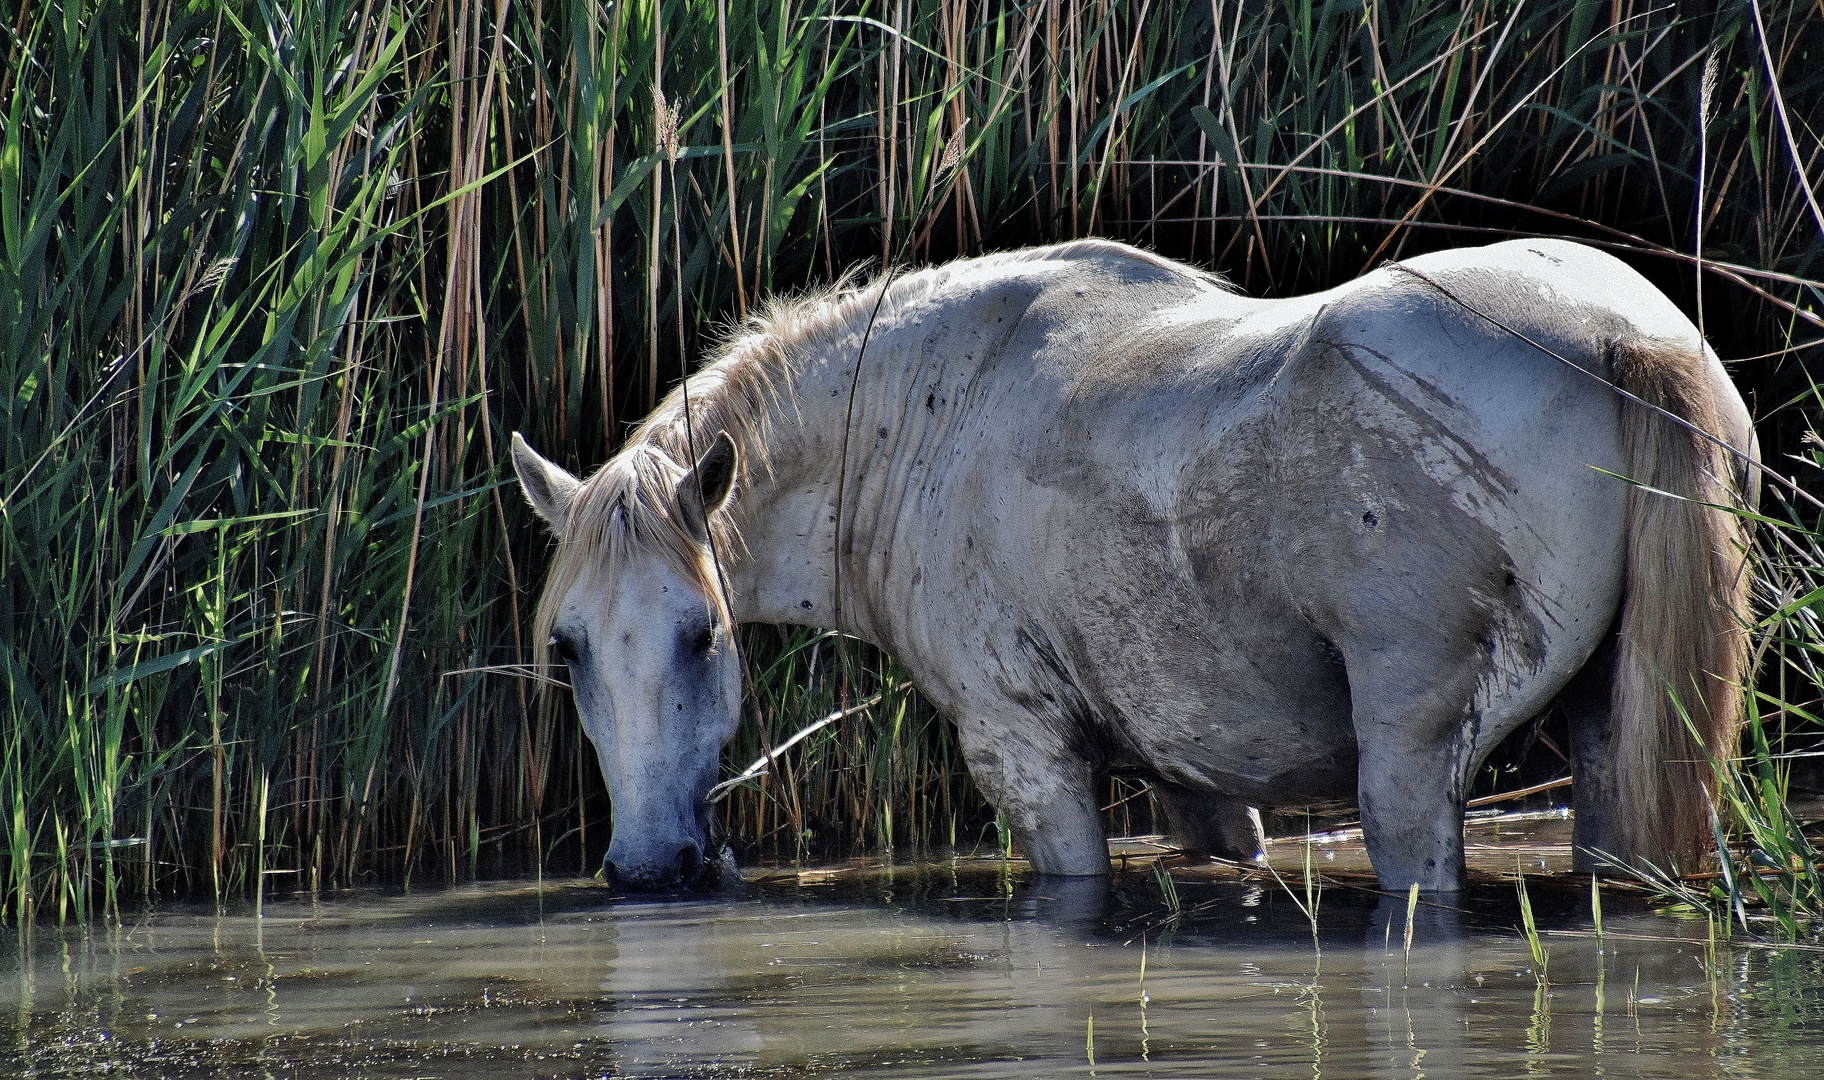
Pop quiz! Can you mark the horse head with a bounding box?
[511,430,742,892]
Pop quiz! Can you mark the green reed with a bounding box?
[1516,860,1550,986]
[1401,881,1418,983]
[1152,860,1182,916]
[2,0,1820,918]
[1647,407,1824,936]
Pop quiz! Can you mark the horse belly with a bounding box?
[1019,495,1361,806]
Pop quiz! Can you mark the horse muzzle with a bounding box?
[602,839,733,893]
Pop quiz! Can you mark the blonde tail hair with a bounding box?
[1609,338,1752,870]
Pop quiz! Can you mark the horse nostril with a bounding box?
[676,843,703,882]
[603,859,623,891]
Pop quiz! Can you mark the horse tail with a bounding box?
[1608,338,1752,870]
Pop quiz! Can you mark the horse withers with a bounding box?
[511,239,1755,893]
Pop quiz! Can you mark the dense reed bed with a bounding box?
[2,0,1820,921]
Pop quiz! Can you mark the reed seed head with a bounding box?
[1699,47,1720,127]
[198,257,238,291]
[655,87,681,165]
[938,119,968,176]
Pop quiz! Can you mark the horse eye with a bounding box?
[551,634,581,664]
[691,626,715,655]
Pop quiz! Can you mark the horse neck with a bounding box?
[726,305,950,644]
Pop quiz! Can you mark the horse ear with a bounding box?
[678,432,739,542]
[511,432,581,531]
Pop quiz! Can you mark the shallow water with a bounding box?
[6,818,1824,1078]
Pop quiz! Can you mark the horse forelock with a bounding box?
[532,445,738,677]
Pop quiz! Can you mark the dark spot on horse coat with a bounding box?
[1362,510,1378,528]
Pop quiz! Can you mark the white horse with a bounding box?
[511,239,1754,893]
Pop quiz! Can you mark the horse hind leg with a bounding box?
[1556,627,1627,872]
[1350,612,1591,893]
[1344,638,1495,894]
[1354,735,1477,894]
[1154,783,1265,862]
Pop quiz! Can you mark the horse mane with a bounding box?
[532,240,1226,666]
[532,272,872,666]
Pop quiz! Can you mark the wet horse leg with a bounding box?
[1557,629,1624,872]
[1346,644,1487,894]
[952,712,1109,876]
[1154,783,1264,861]
[1354,731,1475,893]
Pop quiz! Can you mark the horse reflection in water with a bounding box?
[589,880,1698,1077]
[514,238,1754,895]
[590,879,1112,1075]
[0,875,1759,1074]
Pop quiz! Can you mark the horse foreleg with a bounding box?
[953,715,1109,876]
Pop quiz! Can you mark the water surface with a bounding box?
[6,818,1823,1077]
